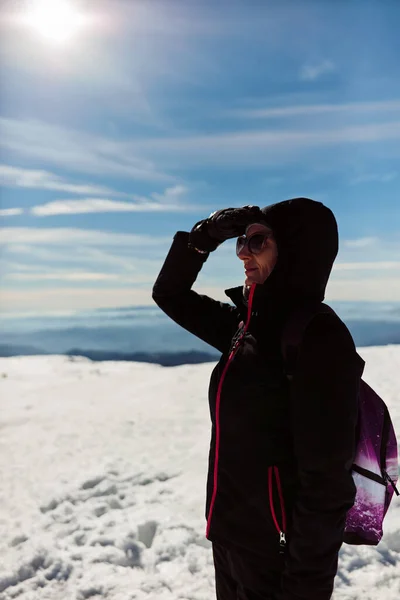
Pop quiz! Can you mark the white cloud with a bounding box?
[0,164,123,196]
[327,277,400,302]
[137,121,400,167]
[7,272,121,282]
[0,226,174,292]
[0,287,155,312]
[230,100,400,119]
[4,243,164,274]
[3,116,400,173]
[333,261,400,271]
[2,226,400,307]
[0,227,170,247]
[0,207,24,216]
[350,171,398,185]
[0,118,174,182]
[343,237,378,249]
[30,185,194,216]
[6,272,152,283]
[299,59,336,81]
[151,184,188,202]
[30,198,183,216]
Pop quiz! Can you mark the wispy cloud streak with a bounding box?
[334,261,400,271]
[350,171,398,185]
[299,59,335,80]
[0,227,170,247]
[137,121,400,167]
[29,185,196,215]
[0,118,174,182]
[6,272,152,283]
[0,164,123,196]
[229,100,400,119]
[3,116,400,173]
[0,208,23,217]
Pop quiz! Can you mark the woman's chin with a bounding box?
[244,274,257,285]
[244,271,269,286]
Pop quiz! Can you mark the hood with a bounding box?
[259,197,338,303]
[225,198,338,310]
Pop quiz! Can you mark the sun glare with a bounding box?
[23,0,85,44]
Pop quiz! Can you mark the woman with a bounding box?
[152,198,363,600]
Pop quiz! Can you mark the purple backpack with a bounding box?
[282,304,399,546]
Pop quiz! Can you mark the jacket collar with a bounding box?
[224,283,274,316]
[224,285,244,308]
[225,283,320,321]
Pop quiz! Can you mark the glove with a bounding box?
[188,205,263,253]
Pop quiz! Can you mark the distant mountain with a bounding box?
[0,344,218,366]
[1,302,400,364]
[65,349,219,366]
[0,344,48,357]
[345,320,400,347]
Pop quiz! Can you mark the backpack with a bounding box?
[281,303,399,546]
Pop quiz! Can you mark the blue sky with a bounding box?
[0,0,400,313]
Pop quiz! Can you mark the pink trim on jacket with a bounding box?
[206,283,256,538]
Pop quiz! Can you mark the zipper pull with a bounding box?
[279,531,286,554]
[383,470,400,496]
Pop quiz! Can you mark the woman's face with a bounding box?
[237,222,278,286]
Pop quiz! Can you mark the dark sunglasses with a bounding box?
[236,233,270,256]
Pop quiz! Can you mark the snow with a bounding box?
[0,346,399,600]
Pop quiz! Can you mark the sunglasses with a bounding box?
[236,233,270,256]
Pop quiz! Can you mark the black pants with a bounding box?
[212,541,284,600]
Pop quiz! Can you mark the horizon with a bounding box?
[1,0,400,314]
[1,299,400,321]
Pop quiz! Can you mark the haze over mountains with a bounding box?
[1,302,400,365]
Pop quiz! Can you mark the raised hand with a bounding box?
[189,205,263,253]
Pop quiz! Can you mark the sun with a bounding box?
[23,0,85,44]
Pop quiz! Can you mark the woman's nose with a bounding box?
[237,243,251,260]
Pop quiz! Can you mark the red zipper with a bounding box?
[206,283,256,538]
[268,466,287,553]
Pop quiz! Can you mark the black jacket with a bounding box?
[152,199,364,600]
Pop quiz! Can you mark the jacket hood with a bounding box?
[258,197,338,303]
[225,198,338,310]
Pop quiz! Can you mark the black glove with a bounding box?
[188,205,263,253]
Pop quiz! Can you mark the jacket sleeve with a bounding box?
[152,231,240,354]
[279,313,363,600]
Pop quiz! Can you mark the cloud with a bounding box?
[343,237,378,249]
[299,59,336,81]
[30,185,194,216]
[0,227,170,247]
[4,243,164,273]
[0,118,174,182]
[137,121,400,167]
[0,225,174,290]
[3,116,400,174]
[0,207,24,216]
[350,171,398,185]
[327,277,400,302]
[0,224,173,308]
[229,100,400,119]
[7,272,122,282]
[0,287,156,312]
[150,184,187,202]
[333,261,400,271]
[6,272,152,283]
[0,164,123,196]
[30,198,181,216]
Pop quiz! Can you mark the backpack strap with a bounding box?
[281,303,335,379]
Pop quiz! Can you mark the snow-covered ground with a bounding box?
[0,346,399,600]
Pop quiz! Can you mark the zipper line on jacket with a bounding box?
[268,466,287,553]
[206,283,256,539]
